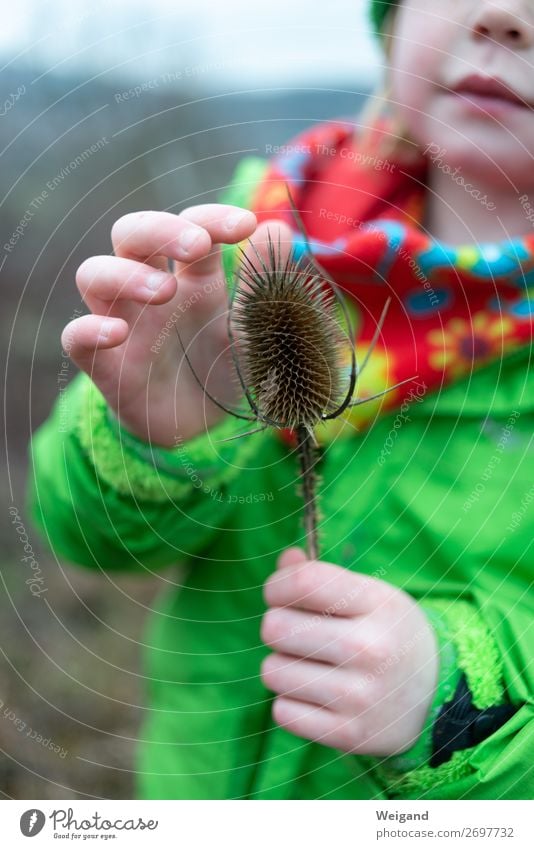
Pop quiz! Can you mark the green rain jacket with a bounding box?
[27,155,534,800]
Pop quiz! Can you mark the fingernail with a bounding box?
[98,320,113,341]
[178,227,202,253]
[224,211,251,231]
[261,654,276,673]
[146,272,170,291]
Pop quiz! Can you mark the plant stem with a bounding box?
[295,425,320,560]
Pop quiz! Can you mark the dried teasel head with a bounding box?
[230,232,348,435]
[175,183,411,559]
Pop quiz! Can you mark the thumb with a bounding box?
[276,547,307,570]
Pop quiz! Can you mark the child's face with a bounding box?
[388,0,534,188]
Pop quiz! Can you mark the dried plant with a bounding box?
[176,184,413,559]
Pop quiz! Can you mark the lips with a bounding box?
[451,74,532,109]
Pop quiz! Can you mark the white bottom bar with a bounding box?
[2,800,533,848]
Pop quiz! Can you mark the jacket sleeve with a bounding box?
[26,370,268,571]
[367,596,532,800]
[26,154,271,573]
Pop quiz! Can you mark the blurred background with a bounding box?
[1,0,384,798]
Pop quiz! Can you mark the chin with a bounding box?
[415,113,531,185]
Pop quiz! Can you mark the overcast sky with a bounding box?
[1,0,385,88]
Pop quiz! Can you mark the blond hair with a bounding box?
[355,6,422,167]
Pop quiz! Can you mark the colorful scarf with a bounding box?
[247,115,533,446]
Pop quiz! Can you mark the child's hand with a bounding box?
[62,206,291,446]
[260,548,439,756]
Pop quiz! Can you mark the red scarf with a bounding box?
[247,115,533,446]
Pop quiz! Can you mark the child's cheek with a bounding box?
[389,2,456,97]
[388,40,439,126]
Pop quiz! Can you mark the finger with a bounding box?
[237,220,294,293]
[276,547,307,570]
[260,652,368,712]
[243,218,294,259]
[272,697,360,754]
[111,207,257,276]
[62,315,129,380]
[260,605,384,668]
[76,255,177,309]
[264,560,389,616]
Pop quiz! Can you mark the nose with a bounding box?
[470,2,533,49]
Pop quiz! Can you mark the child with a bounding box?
[27,0,533,800]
